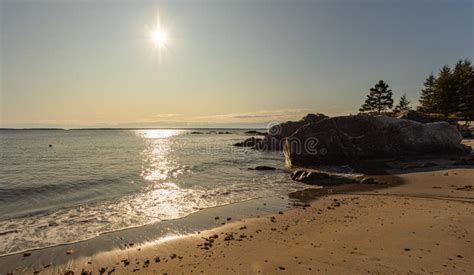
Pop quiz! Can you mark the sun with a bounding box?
[151,28,167,47]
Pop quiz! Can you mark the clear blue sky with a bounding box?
[1,0,473,128]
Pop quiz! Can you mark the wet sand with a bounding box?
[1,158,473,273]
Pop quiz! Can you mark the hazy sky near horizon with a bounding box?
[1,0,473,128]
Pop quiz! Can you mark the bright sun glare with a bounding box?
[152,29,167,46]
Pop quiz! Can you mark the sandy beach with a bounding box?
[2,155,473,274]
[2,1,474,273]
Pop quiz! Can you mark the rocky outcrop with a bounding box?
[253,113,329,151]
[454,155,474,166]
[290,169,357,186]
[396,110,456,124]
[249,166,277,171]
[457,123,472,138]
[234,137,263,147]
[244,130,266,135]
[284,115,471,166]
[396,110,471,138]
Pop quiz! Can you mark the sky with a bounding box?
[1,0,473,128]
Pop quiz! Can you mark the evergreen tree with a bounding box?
[359,80,393,114]
[418,73,437,113]
[459,81,474,121]
[453,59,474,120]
[455,60,474,120]
[394,93,411,113]
[434,65,457,117]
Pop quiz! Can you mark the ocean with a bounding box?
[0,129,305,255]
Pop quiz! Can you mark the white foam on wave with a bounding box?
[0,174,304,256]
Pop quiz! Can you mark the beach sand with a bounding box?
[2,153,473,274]
[9,169,472,274]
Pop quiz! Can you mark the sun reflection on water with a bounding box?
[135,129,185,181]
[136,129,184,139]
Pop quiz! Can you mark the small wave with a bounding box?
[0,175,141,203]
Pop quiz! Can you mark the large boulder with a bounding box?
[396,110,472,137]
[284,115,471,166]
[396,110,446,124]
[254,113,328,151]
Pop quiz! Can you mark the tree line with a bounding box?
[359,59,474,121]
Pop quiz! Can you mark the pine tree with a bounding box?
[359,80,394,114]
[452,59,474,119]
[418,59,473,118]
[459,81,474,121]
[418,73,437,113]
[394,93,411,113]
[435,65,457,117]
[455,60,474,120]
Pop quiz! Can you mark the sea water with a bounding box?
[0,129,305,255]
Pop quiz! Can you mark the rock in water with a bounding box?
[244,130,266,135]
[284,115,471,166]
[359,177,376,184]
[234,137,263,147]
[253,166,277,171]
[290,169,356,186]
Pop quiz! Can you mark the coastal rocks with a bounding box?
[234,137,263,147]
[396,110,455,124]
[454,155,474,166]
[249,166,277,171]
[254,113,328,151]
[402,162,439,170]
[284,115,471,166]
[290,169,356,186]
[358,177,384,184]
[457,123,472,138]
[207,131,231,134]
[359,177,375,184]
[244,130,266,135]
[233,113,328,150]
[397,110,471,138]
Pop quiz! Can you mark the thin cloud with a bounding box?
[151,113,181,119]
[193,109,311,122]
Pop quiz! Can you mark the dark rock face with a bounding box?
[234,137,263,147]
[359,177,375,184]
[254,113,329,151]
[250,166,277,171]
[358,177,384,184]
[396,110,449,124]
[284,115,471,166]
[396,110,472,138]
[458,123,472,138]
[244,130,266,135]
[290,169,356,186]
[454,155,474,166]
